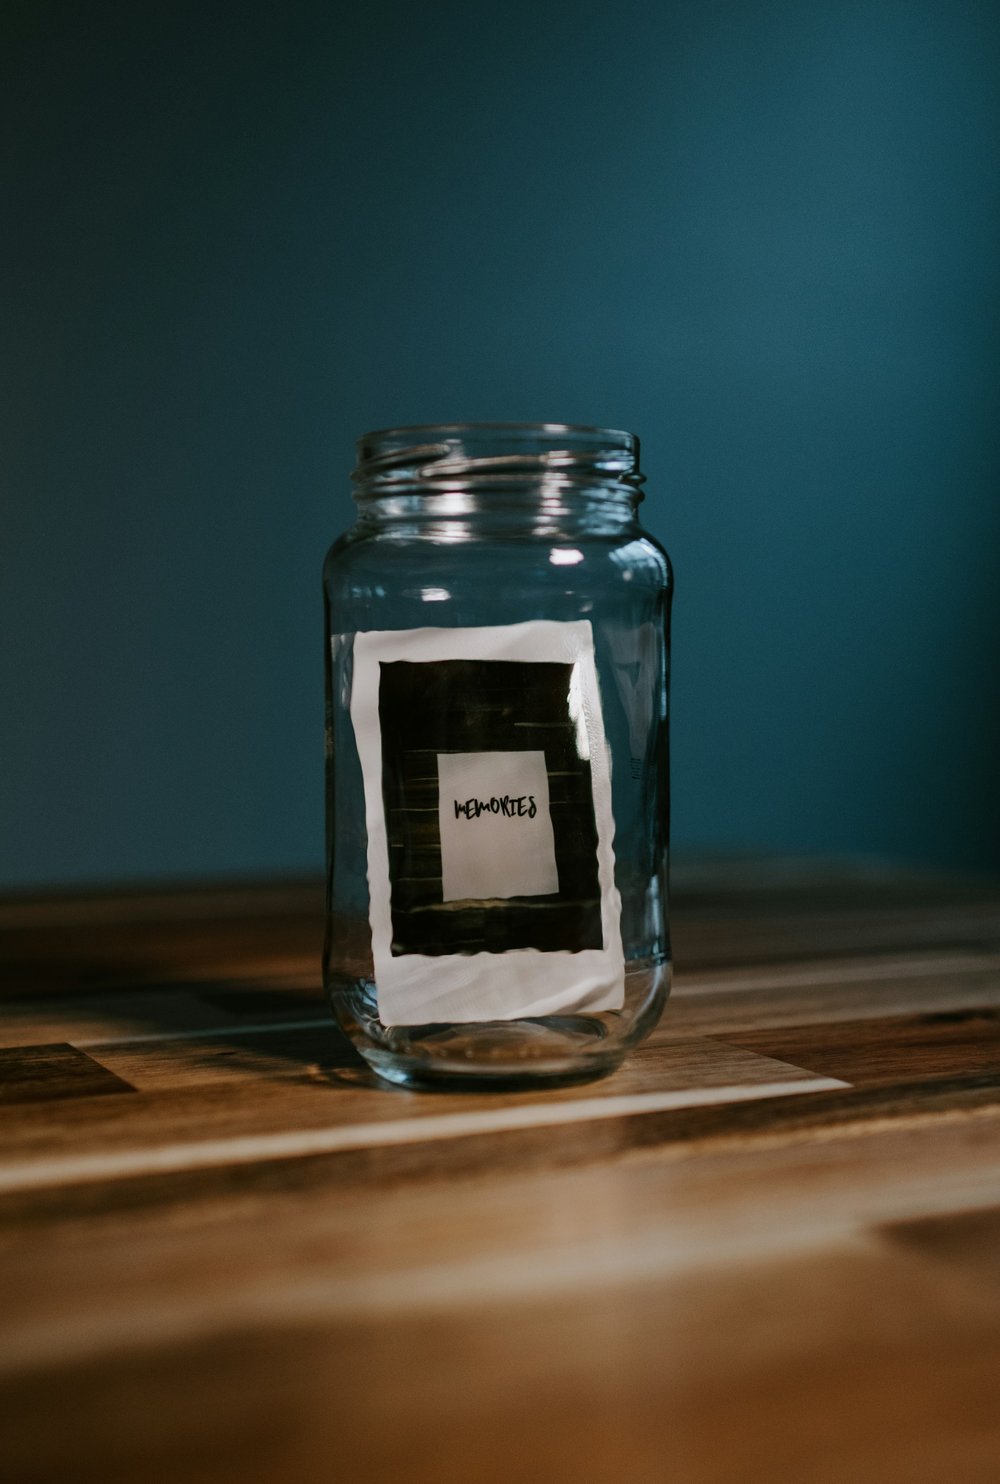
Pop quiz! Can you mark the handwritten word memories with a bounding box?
[453,794,538,820]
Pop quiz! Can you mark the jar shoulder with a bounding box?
[323,523,672,592]
[611,528,673,589]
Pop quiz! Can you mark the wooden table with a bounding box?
[2,860,1000,1483]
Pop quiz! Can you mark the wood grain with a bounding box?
[0,1043,135,1104]
[2,859,1000,1484]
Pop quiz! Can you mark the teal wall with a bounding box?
[3,0,999,887]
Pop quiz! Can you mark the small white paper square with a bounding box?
[437,751,559,902]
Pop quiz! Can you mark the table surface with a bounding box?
[2,859,1000,1483]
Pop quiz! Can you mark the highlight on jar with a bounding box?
[323,423,672,1090]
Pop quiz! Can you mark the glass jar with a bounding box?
[323,423,672,1089]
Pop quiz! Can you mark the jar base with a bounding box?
[360,1016,623,1091]
[328,961,669,1093]
[362,1045,624,1093]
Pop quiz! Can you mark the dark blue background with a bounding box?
[3,0,998,887]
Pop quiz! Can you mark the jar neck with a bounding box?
[351,423,644,535]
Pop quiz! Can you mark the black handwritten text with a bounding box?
[454,794,538,820]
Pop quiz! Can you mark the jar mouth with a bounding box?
[352,422,643,499]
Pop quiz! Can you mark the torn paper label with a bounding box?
[349,620,623,1025]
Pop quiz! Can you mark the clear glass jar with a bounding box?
[323,424,672,1089]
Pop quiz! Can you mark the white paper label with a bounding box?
[438,750,559,902]
[348,619,623,1026]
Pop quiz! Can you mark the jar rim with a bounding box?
[358,420,636,448]
[353,422,643,499]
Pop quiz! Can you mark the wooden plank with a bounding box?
[719,1008,1000,1088]
[1,863,999,1484]
[664,951,1000,1036]
[881,1204,1000,1289]
[0,1035,841,1185]
[3,1116,1000,1483]
[3,862,1000,990]
[0,1044,135,1105]
[2,1104,998,1370]
[0,989,322,1050]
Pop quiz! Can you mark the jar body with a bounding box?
[323,426,672,1088]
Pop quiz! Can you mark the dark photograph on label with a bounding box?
[378,659,604,956]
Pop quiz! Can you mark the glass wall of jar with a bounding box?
[323,424,672,1088]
